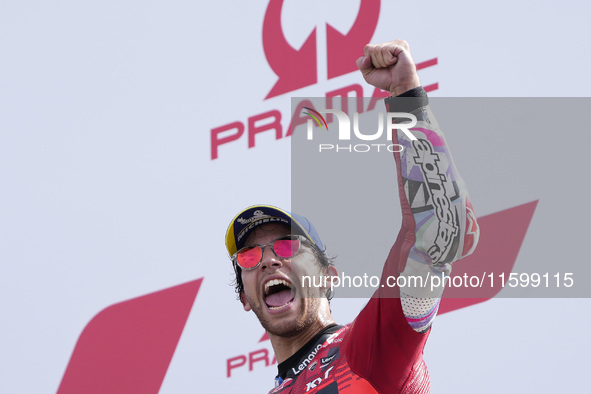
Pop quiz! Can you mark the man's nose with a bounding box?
[260,245,283,270]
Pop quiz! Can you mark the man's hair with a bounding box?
[232,241,336,300]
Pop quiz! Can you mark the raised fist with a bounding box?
[356,39,421,96]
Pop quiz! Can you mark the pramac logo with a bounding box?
[263,0,380,99]
[210,0,438,160]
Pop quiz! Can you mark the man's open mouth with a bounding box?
[263,279,295,310]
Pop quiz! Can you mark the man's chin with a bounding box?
[257,298,313,337]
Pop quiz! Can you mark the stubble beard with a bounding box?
[251,296,323,338]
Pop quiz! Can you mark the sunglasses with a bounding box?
[232,235,308,271]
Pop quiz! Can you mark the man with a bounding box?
[225,40,480,393]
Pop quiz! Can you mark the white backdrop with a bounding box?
[1,0,590,393]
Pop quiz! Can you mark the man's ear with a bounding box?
[321,265,338,300]
[239,292,252,312]
[324,265,338,291]
[327,265,338,278]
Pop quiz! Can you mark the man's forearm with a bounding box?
[386,87,480,331]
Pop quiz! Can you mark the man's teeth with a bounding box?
[264,279,291,295]
[268,301,293,310]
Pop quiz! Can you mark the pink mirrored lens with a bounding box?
[273,239,300,258]
[237,247,262,269]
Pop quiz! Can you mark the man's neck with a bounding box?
[269,318,337,364]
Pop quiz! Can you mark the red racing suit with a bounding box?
[270,88,480,393]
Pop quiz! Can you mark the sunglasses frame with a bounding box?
[232,234,310,271]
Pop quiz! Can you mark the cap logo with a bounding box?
[236,209,269,225]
